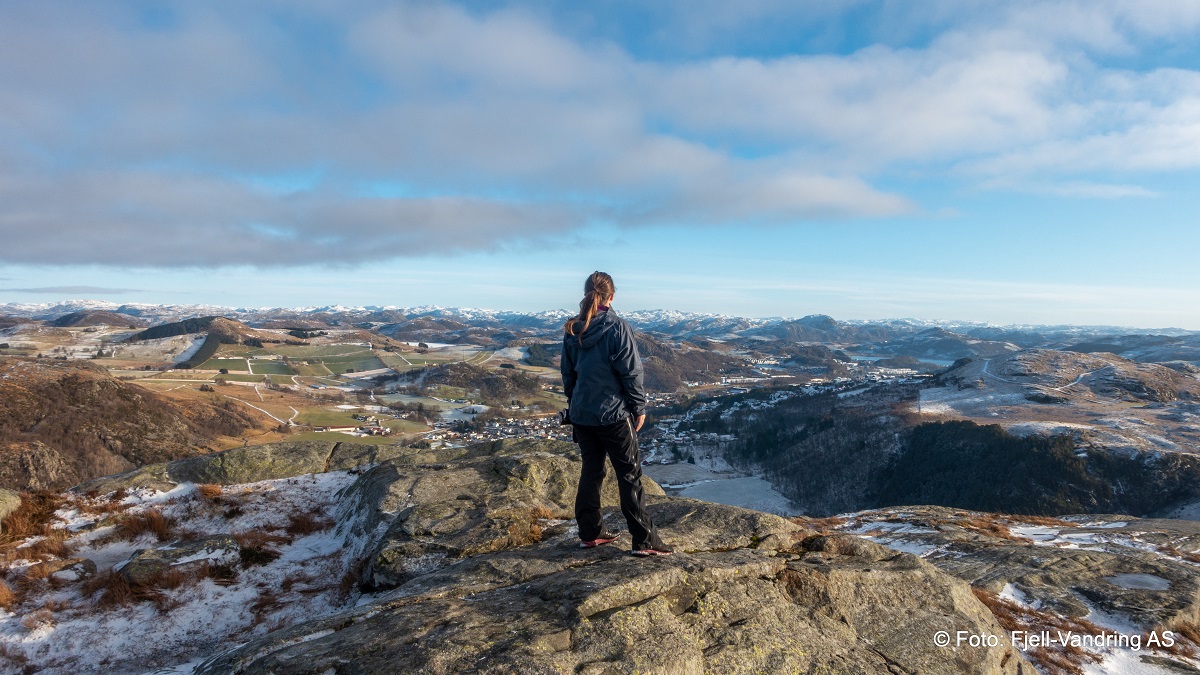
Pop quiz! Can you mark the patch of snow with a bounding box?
[0,470,372,674]
[1083,650,1198,675]
[1076,521,1129,529]
[1104,574,1171,591]
[999,583,1032,607]
[867,538,939,557]
[1009,525,1061,541]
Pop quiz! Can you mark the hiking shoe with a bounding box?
[579,532,619,548]
[630,543,674,557]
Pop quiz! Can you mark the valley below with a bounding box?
[3,301,1200,674]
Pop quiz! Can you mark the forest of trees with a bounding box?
[132,316,219,341]
[525,343,559,368]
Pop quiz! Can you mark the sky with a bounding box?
[2,0,1200,328]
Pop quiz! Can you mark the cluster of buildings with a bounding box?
[423,414,573,446]
[312,413,394,437]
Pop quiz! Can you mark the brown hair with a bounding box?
[564,271,615,343]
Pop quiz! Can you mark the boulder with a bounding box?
[25,556,97,583]
[75,441,388,494]
[118,535,240,586]
[349,439,664,588]
[0,487,20,528]
[840,506,1200,634]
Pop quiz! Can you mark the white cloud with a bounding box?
[1,1,1200,266]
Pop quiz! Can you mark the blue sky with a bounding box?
[3,1,1200,328]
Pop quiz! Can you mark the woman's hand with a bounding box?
[634,414,646,432]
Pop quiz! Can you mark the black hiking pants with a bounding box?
[574,417,662,549]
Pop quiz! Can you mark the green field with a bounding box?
[250,360,295,375]
[431,385,469,400]
[274,345,371,359]
[321,354,387,373]
[377,353,420,371]
[216,373,270,383]
[291,362,332,376]
[198,358,249,372]
[383,419,430,433]
[216,345,266,357]
[297,410,363,427]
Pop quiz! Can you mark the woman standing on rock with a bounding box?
[561,271,672,556]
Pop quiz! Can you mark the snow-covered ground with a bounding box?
[0,471,374,674]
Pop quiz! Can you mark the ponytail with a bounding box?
[564,271,615,343]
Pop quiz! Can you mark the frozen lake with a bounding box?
[644,461,795,516]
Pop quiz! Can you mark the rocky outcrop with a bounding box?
[77,440,382,493]
[0,441,75,492]
[843,506,1200,658]
[0,359,262,491]
[0,487,20,525]
[180,439,1030,674]
[119,536,241,586]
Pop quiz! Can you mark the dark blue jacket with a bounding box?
[561,309,647,426]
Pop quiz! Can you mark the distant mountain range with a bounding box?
[4,300,1200,366]
[4,299,1195,335]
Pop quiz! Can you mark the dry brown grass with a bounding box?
[0,492,65,544]
[0,642,29,669]
[0,579,18,610]
[84,559,220,612]
[71,495,130,517]
[250,589,282,625]
[972,588,1104,675]
[116,509,173,541]
[20,608,53,631]
[498,506,554,549]
[1006,514,1078,528]
[21,530,71,561]
[285,511,332,537]
[337,556,369,599]
[196,484,223,500]
[234,530,287,568]
[1158,544,1200,565]
[956,515,1020,541]
[791,515,848,534]
[1152,621,1200,659]
[530,504,571,520]
[19,562,55,584]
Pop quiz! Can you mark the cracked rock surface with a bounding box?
[184,439,1030,675]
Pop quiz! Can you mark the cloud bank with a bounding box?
[2,1,1199,266]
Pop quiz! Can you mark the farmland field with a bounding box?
[291,362,333,376]
[377,353,418,371]
[382,419,429,433]
[321,354,387,373]
[198,358,249,372]
[249,360,295,375]
[274,344,372,359]
[296,410,363,427]
[217,373,270,383]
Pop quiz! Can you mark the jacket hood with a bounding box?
[570,310,618,349]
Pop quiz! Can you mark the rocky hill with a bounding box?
[48,311,145,329]
[0,438,1039,674]
[0,359,263,491]
[923,349,1200,459]
[4,437,1200,672]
